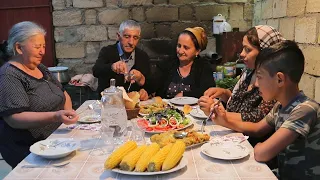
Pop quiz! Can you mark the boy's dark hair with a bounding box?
[255,40,304,83]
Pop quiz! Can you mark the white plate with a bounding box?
[201,142,249,160]
[190,107,207,119]
[138,112,149,117]
[111,156,187,175]
[78,114,101,123]
[30,138,79,159]
[169,97,198,105]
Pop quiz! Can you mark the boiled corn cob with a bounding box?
[135,143,160,172]
[147,143,173,172]
[104,141,137,169]
[162,140,185,171]
[120,145,147,171]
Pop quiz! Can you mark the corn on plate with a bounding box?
[111,156,188,175]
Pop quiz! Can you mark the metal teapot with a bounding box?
[48,66,70,84]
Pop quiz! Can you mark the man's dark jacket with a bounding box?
[92,43,152,95]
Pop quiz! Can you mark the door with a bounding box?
[0,0,55,67]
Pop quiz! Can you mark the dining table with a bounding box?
[4,100,277,180]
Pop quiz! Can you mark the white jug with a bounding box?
[212,14,226,34]
[219,22,232,33]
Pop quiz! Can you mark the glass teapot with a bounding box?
[101,79,128,144]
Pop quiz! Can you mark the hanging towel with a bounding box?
[69,74,98,91]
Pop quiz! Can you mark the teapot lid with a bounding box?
[213,14,225,21]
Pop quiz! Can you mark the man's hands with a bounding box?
[129,69,145,86]
[54,110,79,125]
[111,61,146,86]
[139,89,149,101]
[111,61,128,74]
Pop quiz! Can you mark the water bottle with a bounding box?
[101,79,128,144]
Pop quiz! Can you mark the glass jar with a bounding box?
[216,65,224,73]
[101,79,128,144]
[223,62,236,78]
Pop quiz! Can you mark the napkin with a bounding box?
[210,135,249,147]
[117,86,133,102]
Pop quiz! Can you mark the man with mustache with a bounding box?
[93,20,151,100]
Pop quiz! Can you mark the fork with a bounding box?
[200,111,213,134]
[127,74,135,92]
[200,100,221,134]
[21,162,70,168]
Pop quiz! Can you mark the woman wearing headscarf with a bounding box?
[199,25,284,124]
[153,27,215,98]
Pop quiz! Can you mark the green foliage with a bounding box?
[216,77,238,89]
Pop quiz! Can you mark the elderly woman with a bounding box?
[153,27,215,98]
[0,21,78,168]
[199,25,284,121]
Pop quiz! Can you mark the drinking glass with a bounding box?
[129,121,145,145]
[100,125,115,154]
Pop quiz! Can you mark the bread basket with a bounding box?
[126,107,140,120]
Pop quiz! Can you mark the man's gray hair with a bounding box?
[118,20,141,35]
[7,21,46,56]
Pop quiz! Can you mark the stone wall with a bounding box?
[254,0,320,102]
[52,0,253,76]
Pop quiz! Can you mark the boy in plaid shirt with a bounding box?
[212,40,320,180]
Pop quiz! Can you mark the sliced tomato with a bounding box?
[158,118,168,127]
[154,125,167,131]
[146,127,154,131]
[169,117,179,128]
[137,119,149,128]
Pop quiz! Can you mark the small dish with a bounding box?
[190,107,207,119]
[78,114,101,123]
[169,97,198,106]
[30,138,79,159]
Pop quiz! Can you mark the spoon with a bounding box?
[173,131,188,139]
[21,162,70,168]
[77,103,94,115]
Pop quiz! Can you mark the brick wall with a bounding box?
[254,0,320,102]
[52,0,253,77]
